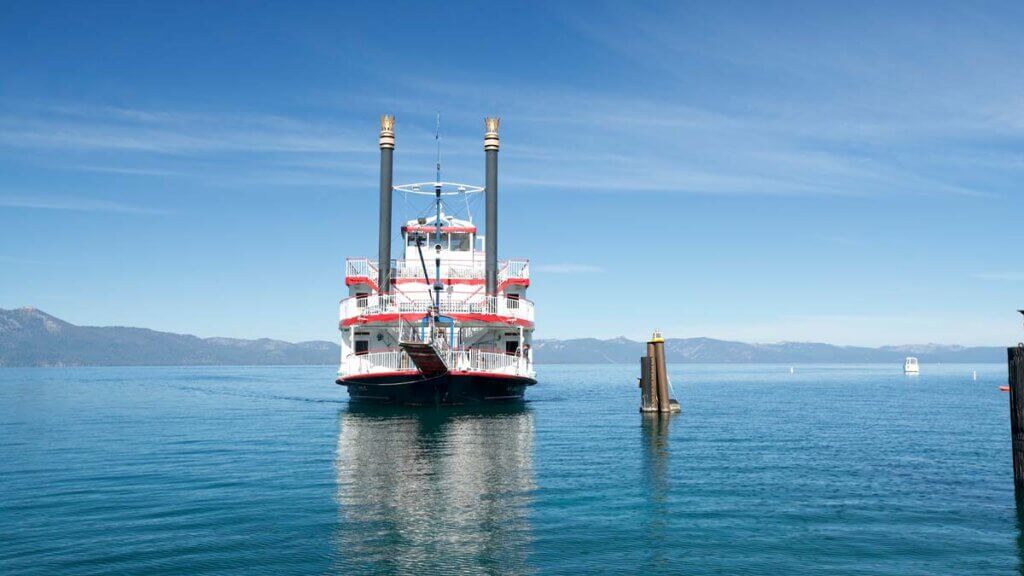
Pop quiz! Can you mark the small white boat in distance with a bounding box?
[904,357,920,374]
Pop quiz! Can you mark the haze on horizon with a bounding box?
[1,1,1022,347]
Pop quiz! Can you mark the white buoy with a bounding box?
[790,367,794,374]
[973,370,977,381]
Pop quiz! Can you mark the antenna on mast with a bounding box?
[435,112,441,184]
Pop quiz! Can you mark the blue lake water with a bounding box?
[0,363,1019,575]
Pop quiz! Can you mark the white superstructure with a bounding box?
[338,200,534,382]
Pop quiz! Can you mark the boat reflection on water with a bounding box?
[334,404,535,574]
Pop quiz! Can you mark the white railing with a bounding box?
[447,265,485,280]
[340,350,412,375]
[340,293,535,323]
[445,349,532,376]
[390,261,490,280]
[339,349,534,379]
[345,258,377,279]
[345,258,529,282]
[498,260,529,284]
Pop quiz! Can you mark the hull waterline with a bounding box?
[337,372,536,405]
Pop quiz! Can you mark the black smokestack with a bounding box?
[484,117,499,295]
[378,115,394,293]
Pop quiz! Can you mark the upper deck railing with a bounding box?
[340,293,535,324]
[339,348,534,379]
[345,258,529,284]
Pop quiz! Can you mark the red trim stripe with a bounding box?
[394,277,484,286]
[401,225,477,233]
[346,277,528,290]
[340,313,533,328]
[345,276,379,291]
[498,278,530,291]
[390,277,530,289]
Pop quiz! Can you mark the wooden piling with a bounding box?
[641,340,659,412]
[1010,345,1024,492]
[638,330,681,413]
[640,355,657,412]
[652,333,670,412]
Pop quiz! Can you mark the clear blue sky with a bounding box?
[1,1,1021,346]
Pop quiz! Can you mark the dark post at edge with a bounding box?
[1009,345,1024,492]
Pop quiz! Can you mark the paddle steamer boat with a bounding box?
[336,116,535,404]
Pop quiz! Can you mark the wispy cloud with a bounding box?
[823,236,871,248]
[64,165,182,176]
[534,263,605,274]
[0,103,369,155]
[4,4,1023,203]
[971,272,1024,281]
[0,195,166,214]
[381,78,1013,198]
[0,255,65,265]
[0,102,393,191]
[384,2,1024,200]
[4,69,1015,200]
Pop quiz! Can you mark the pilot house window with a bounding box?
[450,232,471,251]
[354,340,369,355]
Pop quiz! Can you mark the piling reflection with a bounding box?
[641,413,674,570]
[1015,493,1024,574]
[333,404,535,575]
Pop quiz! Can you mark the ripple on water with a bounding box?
[0,364,1019,575]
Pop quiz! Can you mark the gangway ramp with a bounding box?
[399,341,449,378]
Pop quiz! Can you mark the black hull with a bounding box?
[337,372,535,406]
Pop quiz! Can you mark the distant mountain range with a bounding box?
[531,337,1006,364]
[0,308,338,367]
[0,307,1008,367]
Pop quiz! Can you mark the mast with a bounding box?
[377,115,395,293]
[484,117,500,295]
